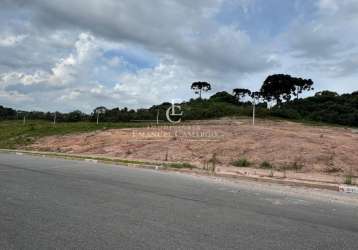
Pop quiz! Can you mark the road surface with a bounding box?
[0,152,357,249]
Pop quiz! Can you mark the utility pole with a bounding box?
[95,107,106,125]
[156,108,160,125]
[53,112,57,125]
[251,91,260,126]
[17,111,26,125]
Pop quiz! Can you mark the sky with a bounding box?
[0,0,357,112]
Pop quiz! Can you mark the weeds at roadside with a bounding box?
[269,169,274,177]
[203,153,218,173]
[231,158,251,167]
[208,153,218,173]
[344,167,355,185]
[164,162,196,170]
[324,166,342,173]
[281,162,304,172]
[260,161,273,169]
[344,175,353,185]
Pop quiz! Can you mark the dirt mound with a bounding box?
[30,119,358,176]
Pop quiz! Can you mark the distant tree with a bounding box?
[315,91,339,97]
[67,110,86,122]
[191,81,211,99]
[293,78,314,99]
[210,91,237,104]
[250,91,262,100]
[0,105,16,120]
[233,88,251,103]
[260,74,313,106]
[260,74,295,105]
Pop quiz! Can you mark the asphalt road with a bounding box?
[0,153,358,250]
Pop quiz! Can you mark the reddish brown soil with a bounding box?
[29,118,358,176]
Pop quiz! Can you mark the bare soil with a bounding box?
[29,118,358,179]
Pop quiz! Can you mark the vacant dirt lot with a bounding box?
[30,118,358,177]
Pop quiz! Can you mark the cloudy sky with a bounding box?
[0,0,357,112]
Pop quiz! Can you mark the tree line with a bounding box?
[1,74,357,127]
[191,74,314,105]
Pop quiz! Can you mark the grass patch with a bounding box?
[164,162,196,169]
[231,158,251,167]
[324,166,342,173]
[0,120,149,149]
[260,161,273,169]
[282,162,304,171]
[344,175,353,185]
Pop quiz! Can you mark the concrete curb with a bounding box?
[214,173,340,191]
[0,149,165,169]
[0,149,344,192]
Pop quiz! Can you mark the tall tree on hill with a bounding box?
[233,88,251,103]
[260,74,295,105]
[260,74,314,106]
[294,78,314,99]
[250,91,262,100]
[191,81,211,99]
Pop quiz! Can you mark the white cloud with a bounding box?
[318,0,339,12]
[0,0,358,112]
[0,34,27,47]
[90,84,105,95]
[59,90,81,101]
[114,58,195,106]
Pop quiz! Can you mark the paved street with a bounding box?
[0,152,357,249]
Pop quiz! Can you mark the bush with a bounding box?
[165,162,196,169]
[283,162,304,171]
[231,158,251,167]
[260,161,273,169]
[345,175,353,185]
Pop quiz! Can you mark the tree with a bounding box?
[191,81,211,99]
[293,78,314,99]
[260,74,313,106]
[233,88,251,103]
[315,91,339,97]
[0,105,16,120]
[67,110,85,122]
[210,91,237,104]
[261,74,296,105]
[250,91,262,100]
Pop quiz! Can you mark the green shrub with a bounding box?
[260,161,273,169]
[231,158,251,167]
[283,162,304,171]
[165,162,196,169]
[345,175,353,185]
